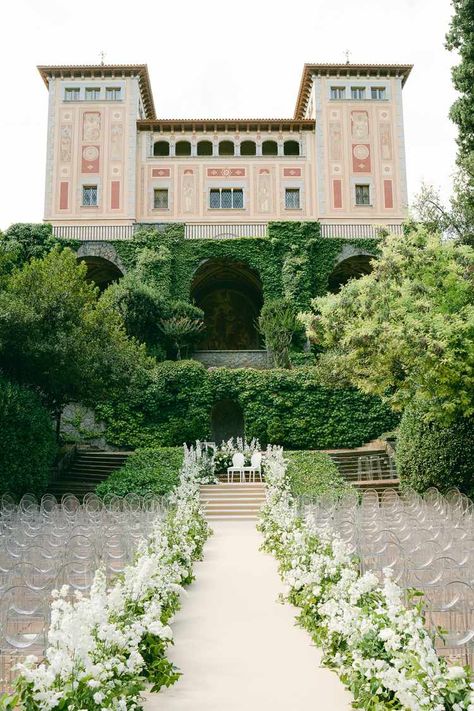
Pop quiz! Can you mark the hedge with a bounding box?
[286,450,350,498]
[397,402,474,498]
[95,447,183,498]
[0,377,57,497]
[96,360,399,451]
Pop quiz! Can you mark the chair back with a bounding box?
[251,451,262,468]
[232,452,245,467]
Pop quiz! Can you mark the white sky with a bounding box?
[0,0,459,230]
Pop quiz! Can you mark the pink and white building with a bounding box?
[38,61,412,241]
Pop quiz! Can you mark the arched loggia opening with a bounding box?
[78,256,123,291]
[191,258,263,350]
[211,399,245,443]
[328,249,375,293]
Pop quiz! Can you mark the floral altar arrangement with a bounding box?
[1,446,211,711]
[258,446,474,711]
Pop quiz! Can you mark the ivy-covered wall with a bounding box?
[109,222,380,309]
[96,360,398,451]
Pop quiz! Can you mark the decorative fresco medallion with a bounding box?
[82,146,99,161]
[353,144,370,160]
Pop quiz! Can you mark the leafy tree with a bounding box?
[0,247,150,438]
[446,0,474,158]
[100,274,167,359]
[0,377,57,496]
[312,227,474,423]
[0,223,63,267]
[159,314,205,360]
[258,298,298,368]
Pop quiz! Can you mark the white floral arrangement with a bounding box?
[258,447,474,711]
[1,446,211,711]
[213,437,261,471]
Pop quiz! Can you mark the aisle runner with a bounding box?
[143,521,351,711]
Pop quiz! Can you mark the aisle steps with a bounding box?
[200,483,266,520]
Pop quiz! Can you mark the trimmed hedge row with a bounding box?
[397,402,474,498]
[286,450,349,497]
[0,377,57,497]
[95,447,183,498]
[96,361,398,451]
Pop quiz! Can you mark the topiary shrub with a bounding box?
[397,402,474,497]
[95,447,183,497]
[286,450,349,497]
[0,377,57,497]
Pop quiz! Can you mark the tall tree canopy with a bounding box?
[311,227,474,423]
[0,247,151,435]
[446,0,474,158]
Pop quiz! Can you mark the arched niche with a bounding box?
[284,140,300,156]
[211,399,245,444]
[77,242,125,291]
[219,140,235,156]
[175,140,192,156]
[197,140,213,156]
[153,140,169,156]
[262,140,278,156]
[191,258,263,350]
[328,245,376,293]
[240,140,256,156]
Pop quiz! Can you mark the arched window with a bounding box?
[175,140,192,156]
[219,140,234,156]
[262,140,278,156]
[153,140,169,157]
[197,140,213,156]
[284,140,300,156]
[240,140,256,156]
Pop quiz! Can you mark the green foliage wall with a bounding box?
[96,360,398,451]
[109,222,380,309]
[286,450,350,497]
[0,377,57,496]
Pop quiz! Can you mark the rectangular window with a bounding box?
[285,188,301,209]
[351,87,366,100]
[371,87,386,100]
[64,88,80,101]
[106,87,121,101]
[355,184,371,206]
[209,188,244,209]
[82,185,98,207]
[85,87,100,100]
[154,188,169,209]
[330,86,346,100]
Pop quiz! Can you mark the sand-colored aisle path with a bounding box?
[143,520,352,711]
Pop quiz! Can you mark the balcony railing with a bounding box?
[51,222,404,242]
[320,223,404,239]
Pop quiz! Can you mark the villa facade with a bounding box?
[38,62,412,241]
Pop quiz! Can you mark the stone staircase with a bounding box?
[326,447,399,492]
[200,483,266,520]
[48,448,132,499]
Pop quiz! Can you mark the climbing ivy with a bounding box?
[96,360,398,451]
[109,222,381,309]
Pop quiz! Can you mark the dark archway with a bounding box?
[328,253,374,293]
[175,140,192,156]
[284,140,300,156]
[153,140,169,156]
[191,258,263,350]
[79,256,123,291]
[77,242,125,292]
[262,140,278,155]
[240,140,256,156]
[219,140,234,156]
[211,399,244,444]
[197,140,213,156]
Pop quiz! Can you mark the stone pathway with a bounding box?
[143,521,352,711]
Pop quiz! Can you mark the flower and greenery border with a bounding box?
[258,447,473,710]
[0,445,211,711]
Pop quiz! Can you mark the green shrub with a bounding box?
[397,402,474,497]
[95,447,183,497]
[0,377,57,497]
[286,450,349,497]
